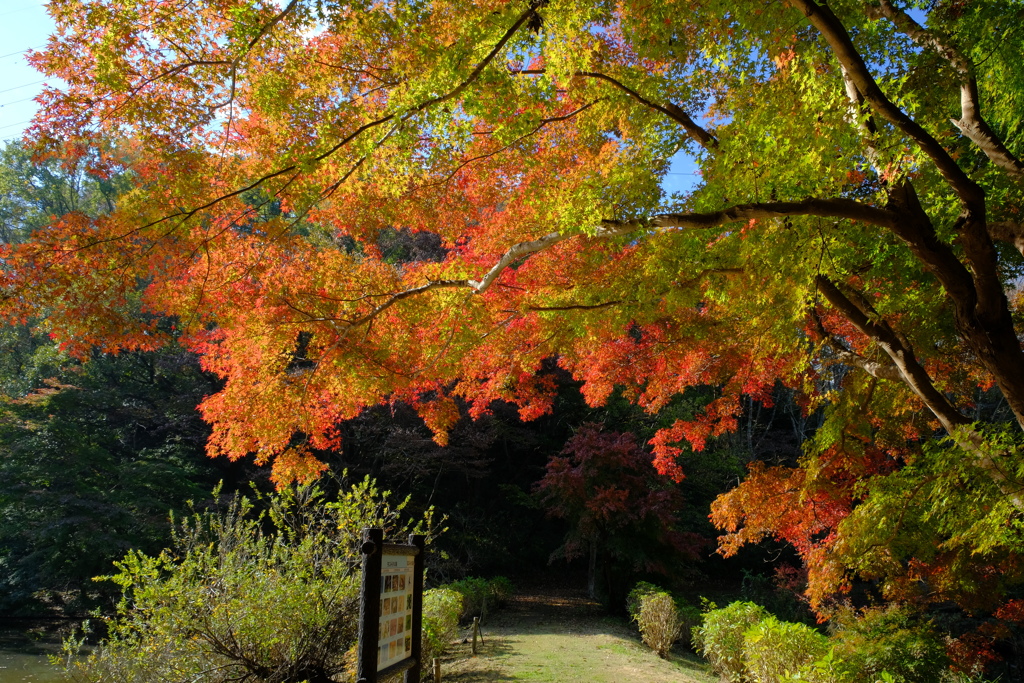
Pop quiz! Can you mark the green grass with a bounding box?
[438,600,716,683]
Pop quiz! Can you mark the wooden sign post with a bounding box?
[357,529,425,683]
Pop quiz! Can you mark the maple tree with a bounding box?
[7,0,1024,618]
[537,424,702,599]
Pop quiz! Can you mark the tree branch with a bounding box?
[424,100,602,189]
[467,231,572,293]
[987,220,1024,258]
[839,64,882,173]
[525,300,623,311]
[474,198,894,296]
[603,197,898,231]
[817,278,1024,508]
[578,71,718,151]
[285,198,904,336]
[515,68,718,151]
[791,0,985,207]
[420,1,545,111]
[871,0,1024,183]
[815,275,966,428]
[115,3,543,238]
[811,306,901,380]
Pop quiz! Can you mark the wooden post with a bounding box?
[471,617,479,654]
[357,528,384,683]
[432,658,441,683]
[404,534,426,683]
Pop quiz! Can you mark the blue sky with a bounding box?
[0,0,52,142]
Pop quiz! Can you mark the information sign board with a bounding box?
[378,551,414,670]
[356,529,424,683]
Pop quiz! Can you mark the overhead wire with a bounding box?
[0,79,45,95]
[0,46,43,61]
[0,4,40,19]
[0,119,32,132]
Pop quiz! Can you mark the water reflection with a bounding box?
[0,628,66,682]
[0,648,64,681]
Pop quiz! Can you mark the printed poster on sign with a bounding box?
[377,552,414,671]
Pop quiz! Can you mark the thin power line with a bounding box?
[0,4,38,19]
[0,79,45,96]
[0,46,44,60]
[0,119,31,132]
[0,96,37,108]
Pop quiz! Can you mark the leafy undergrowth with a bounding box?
[435,590,716,683]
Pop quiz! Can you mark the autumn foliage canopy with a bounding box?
[8,0,1024,617]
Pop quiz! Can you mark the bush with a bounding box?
[627,581,664,620]
[676,600,703,649]
[636,591,682,658]
[421,588,462,662]
[743,615,830,683]
[445,576,513,622]
[59,477,435,683]
[830,606,948,683]
[488,576,514,607]
[447,577,490,622]
[693,601,770,682]
[627,582,701,648]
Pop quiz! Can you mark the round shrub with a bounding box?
[488,576,514,607]
[446,577,491,622]
[636,591,683,658]
[627,581,664,620]
[693,601,770,682]
[627,582,701,649]
[743,615,830,683]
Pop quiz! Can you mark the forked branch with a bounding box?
[988,221,1024,258]
[871,0,1024,183]
[792,0,984,207]
[811,307,901,380]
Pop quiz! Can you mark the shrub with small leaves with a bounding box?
[636,591,682,658]
[743,615,830,683]
[830,606,948,683]
[445,576,513,622]
[782,647,853,683]
[627,582,701,648]
[676,599,703,649]
[447,577,491,622]
[693,601,770,682]
[58,477,436,683]
[488,576,514,607]
[421,588,462,662]
[627,581,664,620]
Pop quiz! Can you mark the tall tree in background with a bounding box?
[537,424,702,600]
[6,0,1024,611]
[0,141,224,614]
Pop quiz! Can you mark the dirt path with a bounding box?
[434,590,716,683]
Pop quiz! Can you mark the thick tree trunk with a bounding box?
[587,539,598,600]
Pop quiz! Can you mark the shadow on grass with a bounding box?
[439,634,517,682]
[665,648,713,673]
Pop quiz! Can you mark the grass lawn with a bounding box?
[431,591,717,683]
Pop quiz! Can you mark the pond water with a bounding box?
[0,628,68,682]
[0,649,65,681]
